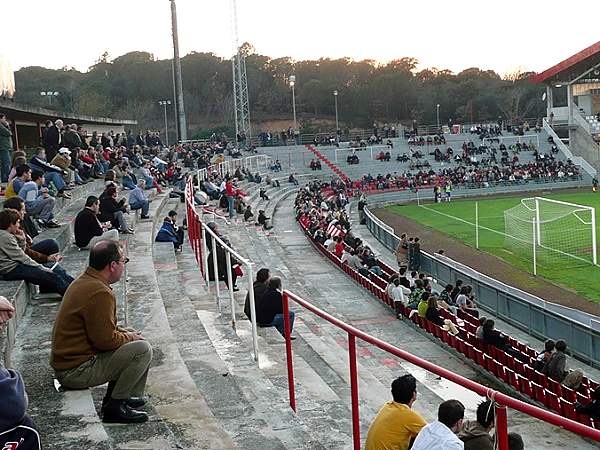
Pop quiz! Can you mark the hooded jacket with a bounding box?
[458,420,494,450]
[0,366,27,431]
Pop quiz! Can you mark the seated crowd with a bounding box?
[294,179,598,424]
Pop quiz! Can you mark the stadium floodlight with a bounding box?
[503,197,597,274]
[289,75,297,134]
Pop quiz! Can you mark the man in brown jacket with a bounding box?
[50,240,152,423]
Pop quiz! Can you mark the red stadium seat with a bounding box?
[518,375,533,398]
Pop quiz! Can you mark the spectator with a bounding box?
[28,147,71,198]
[244,268,270,320]
[128,180,150,219]
[259,187,269,200]
[288,173,299,186]
[365,374,427,450]
[508,432,524,450]
[543,340,583,389]
[458,400,495,450]
[425,296,459,335]
[451,280,463,303]
[206,225,239,291]
[19,170,60,228]
[395,233,408,268]
[225,176,236,219]
[456,285,478,316]
[0,113,12,184]
[74,196,119,249]
[334,236,345,258]
[575,387,600,421]
[155,210,184,251]
[411,399,465,450]
[51,147,78,186]
[3,196,60,260]
[99,184,133,234]
[475,317,487,340]
[391,278,411,318]
[11,163,31,198]
[417,291,430,318]
[256,276,295,338]
[0,209,73,296]
[482,320,525,362]
[0,295,42,448]
[533,339,555,372]
[51,241,152,423]
[244,205,254,222]
[43,119,63,161]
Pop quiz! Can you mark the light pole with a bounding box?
[333,90,339,142]
[158,100,171,146]
[436,104,440,132]
[40,91,59,106]
[289,75,297,135]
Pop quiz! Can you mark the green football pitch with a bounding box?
[386,191,600,303]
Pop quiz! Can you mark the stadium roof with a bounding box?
[0,98,137,126]
[530,40,600,84]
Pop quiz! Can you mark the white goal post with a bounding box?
[503,197,597,272]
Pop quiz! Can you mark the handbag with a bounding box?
[233,264,243,277]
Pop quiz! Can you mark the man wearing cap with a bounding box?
[51,147,76,186]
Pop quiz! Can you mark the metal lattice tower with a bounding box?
[231,0,251,146]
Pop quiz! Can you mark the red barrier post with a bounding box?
[348,333,361,450]
[495,404,508,450]
[282,292,296,412]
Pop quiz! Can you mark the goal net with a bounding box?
[503,197,597,270]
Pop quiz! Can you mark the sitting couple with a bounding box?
[244,268,295,339]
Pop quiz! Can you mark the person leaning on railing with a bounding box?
[255,276,295,339]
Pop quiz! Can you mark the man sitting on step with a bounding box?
[74,196,120,249]
[155,210,184,251]
[51,241,153,424]
[0,209,73,296]
[3,196,61,262]
[256,277,295,338]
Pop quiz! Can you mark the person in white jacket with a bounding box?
[411,399,465,450]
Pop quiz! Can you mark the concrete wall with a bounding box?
[576,94,593,116]
[571,126,600,170]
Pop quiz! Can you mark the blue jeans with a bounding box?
[44,171,66,191]
[270,311,295,337]
[3,262,74,295]
[129,199,149,216]
[31,239,59,256]
[227,196,235,218]
[0,148,10,183]
[122,176,136,190]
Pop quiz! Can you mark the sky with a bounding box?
[4,0,600,76]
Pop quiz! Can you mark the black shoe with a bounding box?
[233,287,240,292]
[102,396,147,412]
[44,219,61,228]
[140,214,150,219]
[102,399,148,424]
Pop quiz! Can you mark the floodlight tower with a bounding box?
[231,0,252,147]
[169,0,188,142]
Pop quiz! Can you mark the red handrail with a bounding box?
[281,289,600,450]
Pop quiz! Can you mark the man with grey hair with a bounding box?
[128,179,150,219]
[44,119,64,161]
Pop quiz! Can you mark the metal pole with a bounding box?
[225,252,236,329]
[495,404,509,450]
[247,264,259,362]
[334,91,339,143]
[292,85,297,133]
[475,201,479,249]
[282,291,296,412]
[163,103,169,147]
[211,235,221,308]
[170,0,188,141]
[348,334,360,450]
[593,207,598,265]
[436,104,440,131]
[532,220,537,276]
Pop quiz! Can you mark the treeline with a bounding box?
[13,45,545,136]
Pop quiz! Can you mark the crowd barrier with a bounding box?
[362,204,600,368]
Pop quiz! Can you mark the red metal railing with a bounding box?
[185,178,204,275]
[281,289,600,450]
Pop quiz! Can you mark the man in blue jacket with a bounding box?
[0,295,41,449]
[155,210,184,250]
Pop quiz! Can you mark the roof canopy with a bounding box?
[0,98,136,126]
[530,40,600,84]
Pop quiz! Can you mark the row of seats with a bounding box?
[297,216,599,429]
[305,145,351,184]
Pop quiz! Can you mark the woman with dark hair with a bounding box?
[425,296,459,335]
[99,185,132,233]
[482,320,525,361]
[256,277,295,338]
